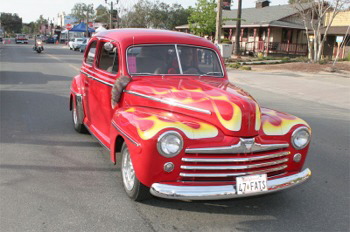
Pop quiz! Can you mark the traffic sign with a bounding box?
[66,24,73,30]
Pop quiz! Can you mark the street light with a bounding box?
[105,0,119,29]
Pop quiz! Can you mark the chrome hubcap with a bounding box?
[73,103,78,125]
[122,148,135,191]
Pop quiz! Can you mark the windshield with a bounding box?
[127,45,223,77]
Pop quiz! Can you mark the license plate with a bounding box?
[236,174,268,195]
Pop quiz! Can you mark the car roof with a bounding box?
[94,29,217,50]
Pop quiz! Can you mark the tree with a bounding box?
[95,5,110,23]
[120,0,153,28]
[292,0,350,63]
[35,15,48,35]
[188,0,217,37]
[120,0,190,30]
[0,13,22,35]
[70,3,95,23]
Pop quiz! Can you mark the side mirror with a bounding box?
[104,42,114,52]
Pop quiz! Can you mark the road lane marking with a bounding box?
[45,53,80,72]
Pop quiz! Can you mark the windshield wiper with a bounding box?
[199,72,223,77]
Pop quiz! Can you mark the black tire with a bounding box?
[72,96,88,133]
[37,49,41,53]
[69,46,72,50]
[120,143,151,201]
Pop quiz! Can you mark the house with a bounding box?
[176,0,311,56]
[320,10,350,59]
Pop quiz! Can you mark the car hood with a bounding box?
[124,77,261,137]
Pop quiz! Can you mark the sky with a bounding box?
[1,0,289,24]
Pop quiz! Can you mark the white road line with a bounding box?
[45,53,80,71]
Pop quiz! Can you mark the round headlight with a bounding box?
[157,131,183,158]
[291,127,311,150]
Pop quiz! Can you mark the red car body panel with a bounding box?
[70,29,311,200]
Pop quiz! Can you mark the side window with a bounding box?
[85,41,97,66]
[97,42,119,74]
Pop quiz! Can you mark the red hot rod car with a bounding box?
[70,29,311,201]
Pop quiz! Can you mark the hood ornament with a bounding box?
[240,138,255,152]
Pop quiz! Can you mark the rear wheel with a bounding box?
[72,96,87,133]
[121,143,151,201]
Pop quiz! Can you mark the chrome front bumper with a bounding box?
[150,168,311,200]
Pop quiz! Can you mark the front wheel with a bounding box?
[121,143,151,201]
[36,49,41,53]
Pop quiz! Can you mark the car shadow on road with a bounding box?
[0,89,100,149]
[136,185,317,231]
[0,71,72,85]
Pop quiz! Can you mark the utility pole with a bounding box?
[234,0,242,56]
[105,0,119,29]
[215,0,223,44]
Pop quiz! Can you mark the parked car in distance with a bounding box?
[70,29,312,201]
[15,34,28,44]
[68,38,85,50]
[46,37,55,44]
[79,38,90,53]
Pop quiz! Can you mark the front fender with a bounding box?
[110,106,223,187]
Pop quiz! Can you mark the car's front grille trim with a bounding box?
[181,158,288,170]
[180,165,288,178]
[185,141,289,154]
[181,151,290,163]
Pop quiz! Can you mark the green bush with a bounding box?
[240,66,252,71]
[319,59,330,65]
[257,52,264,59]
[227,63,241,69]
[221,38,231,44]
[294,56,309,63]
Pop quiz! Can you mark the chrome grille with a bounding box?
[180,151,290,181]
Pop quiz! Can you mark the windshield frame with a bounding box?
[126,44,224,78]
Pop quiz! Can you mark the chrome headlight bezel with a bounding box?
[157,131,183,158]
[291,127,311,150]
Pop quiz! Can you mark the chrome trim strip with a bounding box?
[80,70,92,78]
[185,141,289,154]
[81,70,114,87]
[179,165,287,177]
[112,121,140,147]
[175,44,183,74]
[181,158,288,170]
[150,168,311,200]
[182,151,290,163]
[93,77,114,87]
[125,90,211,115]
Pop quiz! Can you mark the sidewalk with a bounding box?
[227,69,350,110]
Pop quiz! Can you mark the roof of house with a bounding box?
[176,3,311,30]
[319,26,350,35]
[223,4,310,26]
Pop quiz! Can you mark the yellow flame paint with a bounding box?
[129,114,218,140]
[255,103,261,131]
[262,111,309,135]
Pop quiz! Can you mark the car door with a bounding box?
[86,39,120,147]
[80,39,98,130]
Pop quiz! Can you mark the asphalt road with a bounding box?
[1,41,349,232]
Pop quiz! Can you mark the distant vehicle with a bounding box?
[68,38,85,51]
[46,37,55,44]
[33,39,44,53]
[79,38,90,53]
[15,34,28,44]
